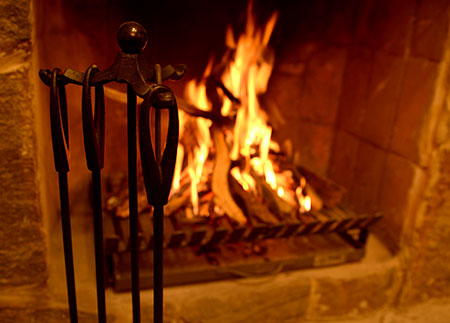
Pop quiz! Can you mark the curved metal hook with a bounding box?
[50,68,70,173]
[82,65,106,171]
[139,84,179,206]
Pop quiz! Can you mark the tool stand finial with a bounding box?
[117,21,148,54]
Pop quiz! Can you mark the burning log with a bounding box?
[295,166,346,208]
[250,170,298,222]
[210,124,247,225]
[229,175,279,225]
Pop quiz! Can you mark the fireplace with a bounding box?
[2,0,450,321]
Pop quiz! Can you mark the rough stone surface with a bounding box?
[306,260,400,320]
[0,0,31,52]
[400,142,450,305]
[0,307,98,323]
[0,0,47,287]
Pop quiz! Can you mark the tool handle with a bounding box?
[82,65,106,171]
[139,84,179,206]
[49,68,70,173]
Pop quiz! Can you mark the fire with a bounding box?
[179,0,312,217]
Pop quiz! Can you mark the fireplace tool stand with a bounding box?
[40,22,185,323]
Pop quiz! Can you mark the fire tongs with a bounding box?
[39,22,185,323]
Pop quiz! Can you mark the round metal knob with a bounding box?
[117,22,148,54]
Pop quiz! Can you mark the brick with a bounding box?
[412,0,450,61]
[348,142,387,213]
[356,0,416,55]
[266,72,304,121]
[337,47,373,135]
[360,51,405,148]
[328,130,360,192]
[390,57,439,165]
[376,153,427,252]
[293,121,334,176]
[299,46,347,125]
[326,0,360,45]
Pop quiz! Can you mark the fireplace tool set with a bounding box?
[39,22,185,323]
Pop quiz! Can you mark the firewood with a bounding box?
[295,166,346,208]
[164,183,191,217]
[304,183,323,211]
[228,175,279,225]
[250,170,298,223]
[210,124,247,225]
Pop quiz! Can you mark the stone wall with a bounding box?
[0,0,47,288]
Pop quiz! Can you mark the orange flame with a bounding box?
[179,1,312,217]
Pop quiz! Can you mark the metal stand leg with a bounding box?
[128,84,141,322]
[153,204,164,323]
[92,170,107,323]
[58,172,78,323]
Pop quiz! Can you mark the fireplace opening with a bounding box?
[25,0,450,320]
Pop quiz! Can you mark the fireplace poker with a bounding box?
[44,68,78,323]
[139,67,179,323]
[82,65,107,323]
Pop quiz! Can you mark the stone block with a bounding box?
[390,57,439,165]
[337,47,373,136]
[293,121,334,176]
[400,143,450,304]
[360,51,405,149]
[306,261,399,319]
[376,153,427,252]
[0,0,31,52]
[298,46,347,125]
[0,0,47,287]
[356,0,416,55]
[328,130,360,193]
[411,0,450,61]
[168,274,311,323]
[348,141,386,213]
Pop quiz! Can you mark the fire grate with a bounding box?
[103,172,382,291]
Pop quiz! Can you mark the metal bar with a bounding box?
[153,204,164,323]
[92,170,107,323]
[154,64,162,163]
[153,64,164,323]
[127,84,141,323]
[58,172,78,323]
